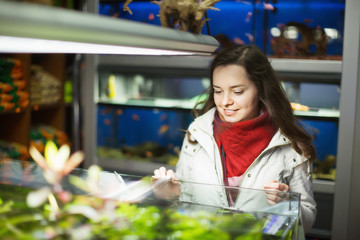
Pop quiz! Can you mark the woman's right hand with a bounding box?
[151,167,180,200]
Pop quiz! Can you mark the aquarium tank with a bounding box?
[99,0,345,59]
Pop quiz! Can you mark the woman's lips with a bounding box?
[224,109,236,116]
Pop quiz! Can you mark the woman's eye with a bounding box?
[214,90,222,94]
[234,91,243,95]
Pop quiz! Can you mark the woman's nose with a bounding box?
[222,92,233,106]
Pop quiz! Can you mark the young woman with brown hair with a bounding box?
[153,45,316,234]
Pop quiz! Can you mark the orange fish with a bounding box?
[132,114,140,121]
[158,125,169,135]
[104,119,111,126]
[233,37,245,45]
[116,109,123,115]
[148,13,155,21]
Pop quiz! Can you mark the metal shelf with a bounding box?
[270,58,342,84]
[98,55,342,84]
[99,55,342,72]
[294,109,340,118]
[98,98,340,119]
[99,55,213,70]
[269,58,342,74]
[313,179,335,194]
[97,98,198,110]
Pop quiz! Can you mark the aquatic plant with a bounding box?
[123,0,221,33]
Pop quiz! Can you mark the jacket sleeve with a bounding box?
[175,136,195,203]
[289,160,317,234]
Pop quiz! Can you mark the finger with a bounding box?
[159,167,167,177]
[265,192,282,204]
[167,169,180,184]
[278,183,289,192]
[167,169,175,178]
[264,181,280,190]
[153,169,161,178]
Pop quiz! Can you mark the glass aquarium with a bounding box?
[0,159,302,239]
[99,0,345,59]
[96,68,210,172]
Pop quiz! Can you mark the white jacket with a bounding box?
[176,108,316,234]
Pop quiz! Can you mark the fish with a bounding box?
[245,33,254,43]
[116,109,123,115]
[245,11,252,22]
[263,2,275,11]
[233,37,245,45]
[148,13,155,21]
[104,119,111,126]
[158,124,169,135]
[132,114,140,121]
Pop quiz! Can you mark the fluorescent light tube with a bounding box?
[0,36,194,55]
[0,1,218,55]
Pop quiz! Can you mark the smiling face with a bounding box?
[213,64,260,123]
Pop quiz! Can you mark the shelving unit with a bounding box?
[0,54,68,157]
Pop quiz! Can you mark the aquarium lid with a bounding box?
[0,1,219,55]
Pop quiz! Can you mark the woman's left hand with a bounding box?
[264,180,289,205]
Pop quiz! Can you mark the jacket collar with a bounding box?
[193,107,216,134]
[267,130,291,149]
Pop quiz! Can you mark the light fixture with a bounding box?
[0,1,219,55]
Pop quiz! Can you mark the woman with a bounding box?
[153,45,316,234]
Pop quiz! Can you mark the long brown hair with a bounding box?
[193,45,316,161]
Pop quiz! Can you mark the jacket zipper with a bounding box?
[234,141,290,205]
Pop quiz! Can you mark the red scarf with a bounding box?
[213,110,277,179]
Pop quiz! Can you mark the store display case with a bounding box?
[0,159,302,239]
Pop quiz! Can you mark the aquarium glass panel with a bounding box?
[96,71,209,167]
[99,0,345,59]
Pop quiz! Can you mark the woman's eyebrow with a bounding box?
[213,84,245,88]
